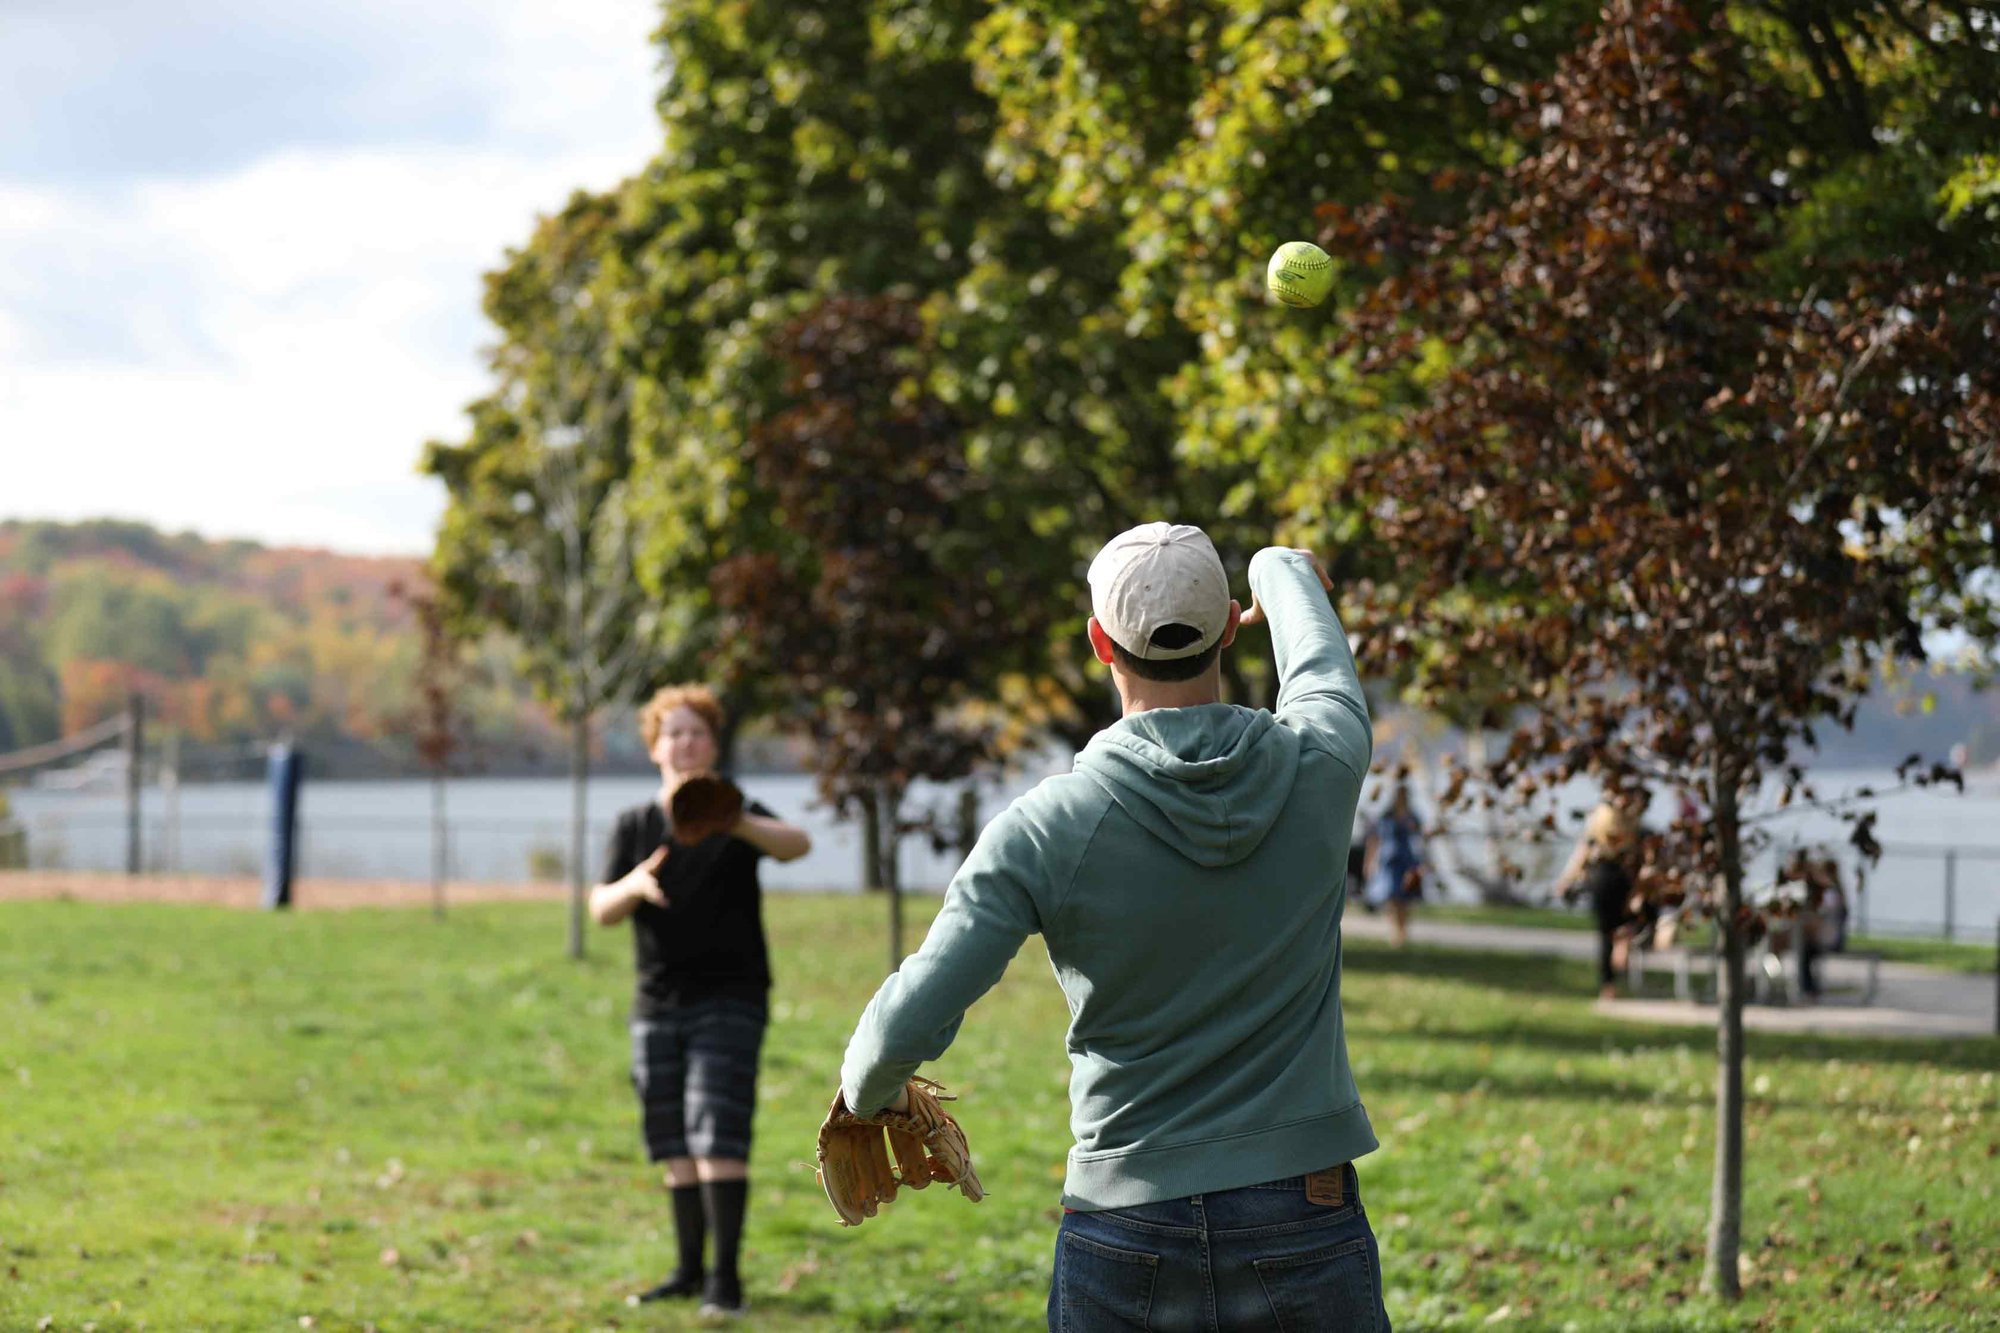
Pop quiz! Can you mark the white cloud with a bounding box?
[0,0,662,555]
[486,0,664,148]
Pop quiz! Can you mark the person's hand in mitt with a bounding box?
[816,1077,984,1226]
[668,773,745,845]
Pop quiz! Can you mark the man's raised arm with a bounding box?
[1245,547,1371,779]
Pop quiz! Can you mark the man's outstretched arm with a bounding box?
[839,805,1056,1114]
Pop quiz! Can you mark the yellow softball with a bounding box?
[1266,240,1334,308]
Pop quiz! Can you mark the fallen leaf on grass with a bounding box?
[776,1251,823,1293]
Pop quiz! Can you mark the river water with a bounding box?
[8,763,1999,940]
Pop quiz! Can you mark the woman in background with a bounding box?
[1363,782,1426,946]
[1556,796,1644,1001]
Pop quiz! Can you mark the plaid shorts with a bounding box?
[629,996,768,1162]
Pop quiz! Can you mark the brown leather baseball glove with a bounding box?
[815,1077,984,1226]
[668,774,744,844]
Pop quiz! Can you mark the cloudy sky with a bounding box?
[0,0,662,554]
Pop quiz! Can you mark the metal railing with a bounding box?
[11,800,2000,940]
[1420,830,2000,944]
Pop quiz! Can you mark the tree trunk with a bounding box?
[860,785,886,891]
[1705,766,1747,1300]
[715,709,744,775]
[567,707,589,961]
[955,785,981,863]
[881,784,904,975]
[1471,731,1515,905]
[125,692,144,875]
[430,771,448,921]
[162,726,180,874]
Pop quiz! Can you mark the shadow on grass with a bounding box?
[1362,1059,1666,1107]
[1344,939,1596,997]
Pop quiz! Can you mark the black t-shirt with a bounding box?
[1581,856,1633,921]
[602,794,777,1017]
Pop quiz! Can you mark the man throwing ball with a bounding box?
[837,524,1389,1330]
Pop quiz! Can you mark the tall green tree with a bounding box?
[971,1,1995,644]
[437,0,1996,801]
[710,293,1047,964]
[608,0,1018,643]
[974,1,1601,527]
[1736,1,2000,275]
[604,0,1287,736]
[0,573,59,751]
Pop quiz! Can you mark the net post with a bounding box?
[263,742,303,910]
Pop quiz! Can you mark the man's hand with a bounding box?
[620,845,669,908]
[815,1078,984,1226]
[1240,548,1334,627]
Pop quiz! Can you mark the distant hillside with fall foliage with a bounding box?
[0,519,578,776]
[4,520,1993,782]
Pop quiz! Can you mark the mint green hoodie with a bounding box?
[840,548,1376,1209]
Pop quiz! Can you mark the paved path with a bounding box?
[0,869,563,910]
[1342,912,1996,1041]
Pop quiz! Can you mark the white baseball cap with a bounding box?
[1087,522,1231,661]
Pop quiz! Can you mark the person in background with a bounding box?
[1555,795,1644,1001]
[1363,782,1426,946]
[588,685,812,1321]
[1790,850,1848,1002]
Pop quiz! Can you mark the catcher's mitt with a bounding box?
[815,1077,984,1226]
[669,774,744,844]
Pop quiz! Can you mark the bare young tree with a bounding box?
[425,193,658,959]
[495,424,656,962]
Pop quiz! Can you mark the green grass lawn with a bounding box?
[1837,933,1997,976]
[2,896,1995,1331]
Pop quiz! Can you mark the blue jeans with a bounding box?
[1048,1165,1389,1332]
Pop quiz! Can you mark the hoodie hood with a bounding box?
[1075,705,1300,867]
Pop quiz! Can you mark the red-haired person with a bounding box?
[589,685,810,1320]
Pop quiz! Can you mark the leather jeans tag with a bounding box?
[1305,1166,1347,1207]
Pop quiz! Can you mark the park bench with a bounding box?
[1625,930,1712,1003]
[1626,920,1882,1007]
[1752,922,1885,1007]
